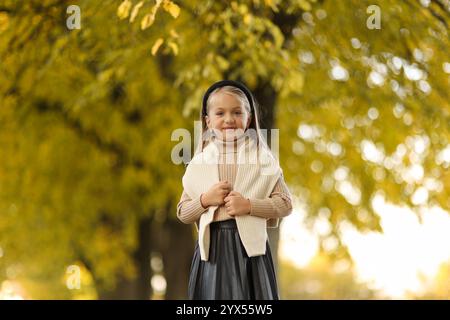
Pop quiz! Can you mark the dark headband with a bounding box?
[201,80,255,117]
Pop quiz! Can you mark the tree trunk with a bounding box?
[97,216,153,300]
[252,81,281,277]
[155,218,195,299]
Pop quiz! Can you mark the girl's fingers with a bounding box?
[224,197,235,205]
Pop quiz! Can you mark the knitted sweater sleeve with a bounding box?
[176,190,208,224]
[248,175,293,219]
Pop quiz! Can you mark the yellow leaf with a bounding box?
[289,71,304,92]
[0,12,9,33]
[167,41,178,55]
[239,4,248,15]
[216,55,230,71]
[298,0,312,11]
[141,13,155,30]
[151,38,164,56]
[243,13,252,25]
[163,0,180,19]
[98,69,114,82]
[130,1,144,23]
[264,0,279,12]
[117,0,132,20]
[170,29,179,38]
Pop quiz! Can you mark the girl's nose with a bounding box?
[225,113,234,123]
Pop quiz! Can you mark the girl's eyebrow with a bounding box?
[214,106,242,110]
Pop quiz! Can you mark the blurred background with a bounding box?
[0,0,449,299]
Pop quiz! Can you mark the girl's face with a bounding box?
[205,91,251,141]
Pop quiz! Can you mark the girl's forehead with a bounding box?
[210,91,242,109]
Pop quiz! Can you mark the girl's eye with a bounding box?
[216,112,223,116]
[235,111,242,115]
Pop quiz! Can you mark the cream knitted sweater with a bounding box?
[179,134,292,261]
[177,137,292,226]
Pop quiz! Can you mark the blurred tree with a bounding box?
[0,0,190,299]
[277,0,450,261]
[0,0,449,299]
[119,0,450,287]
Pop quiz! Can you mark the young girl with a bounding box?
[177,80,292,300]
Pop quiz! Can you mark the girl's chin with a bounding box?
[222,129,244,141]
[215,128,245,141]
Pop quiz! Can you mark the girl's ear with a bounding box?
[205,116,210,129]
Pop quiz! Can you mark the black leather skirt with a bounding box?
[188,219,279,300]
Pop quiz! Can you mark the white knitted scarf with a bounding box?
[182,135,281,261]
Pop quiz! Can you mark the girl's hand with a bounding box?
[224,191,251,216]
[200,181,231,208]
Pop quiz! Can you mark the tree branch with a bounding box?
[34,99,149,172]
